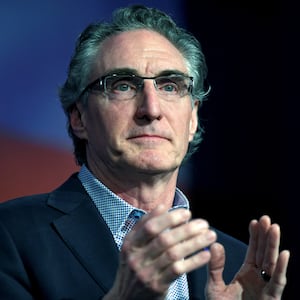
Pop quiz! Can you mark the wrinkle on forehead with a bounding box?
[92,29,188,79]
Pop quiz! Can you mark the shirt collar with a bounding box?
[78,164,190,236]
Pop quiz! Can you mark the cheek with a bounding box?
[86,105,127,143]
[174,114,193,145]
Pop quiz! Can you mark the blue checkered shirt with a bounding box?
[78,164,190,299]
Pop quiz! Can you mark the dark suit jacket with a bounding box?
[0,173,247,299]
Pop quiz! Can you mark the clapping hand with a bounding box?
[205,215,290,300]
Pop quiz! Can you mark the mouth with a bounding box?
[127,134,170,143]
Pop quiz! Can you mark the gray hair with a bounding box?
[59,4,209,166]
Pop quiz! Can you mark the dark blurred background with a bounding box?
[0,0,297,298]
[185,1,298,298]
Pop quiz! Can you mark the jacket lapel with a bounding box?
[187,266,207,299]
[48,174,119,293]
[46,174,209,298]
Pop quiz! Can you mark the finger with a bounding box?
[132,204,169,231]
[129,228,215,275]
[256,215,272,267]
[126,205,192,247]
[158,245,212,284]
[207,243,225,283]
[122,204,168,250]
[245,215,274,268]
[261,223,280,275]
[124,235,214,292]
[243,218,259,266]
[148,226,216,271]
[145,218,211,259]
[266,250,290,297]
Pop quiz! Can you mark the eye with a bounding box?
[108,77,137,93]
[156,77,180,94]
[162,83,177,93]
[114,82,131,92]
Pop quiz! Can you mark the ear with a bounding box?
[189,100,199,141]
[69,103,87,140]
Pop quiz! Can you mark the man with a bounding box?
[0,5,289,299]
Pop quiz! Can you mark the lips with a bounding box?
[128,134,168,142]
[127,133,170,141]
[126,127,172,142]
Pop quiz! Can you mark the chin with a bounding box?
[122,150,182,170]
[136,159,179,174]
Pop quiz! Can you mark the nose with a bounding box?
[135,80,162,121]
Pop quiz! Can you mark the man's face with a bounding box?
[72,29,198,178]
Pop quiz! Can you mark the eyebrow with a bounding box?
[103,68,189,77]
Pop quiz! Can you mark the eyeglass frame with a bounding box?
[80,72,194,101]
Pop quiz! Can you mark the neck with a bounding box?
[86,162,179,212]
[116,179,177,212]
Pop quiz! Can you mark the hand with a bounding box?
[104,204,217,300]
[205,215,290,300]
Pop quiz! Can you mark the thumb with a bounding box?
[206,242,226,291]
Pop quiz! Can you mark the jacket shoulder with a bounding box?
[0,173,81,217]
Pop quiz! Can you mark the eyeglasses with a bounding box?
[82,73,194,101]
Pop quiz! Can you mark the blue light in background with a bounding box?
[0,0,185,148]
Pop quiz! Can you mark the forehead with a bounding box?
[91,29,188,78]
